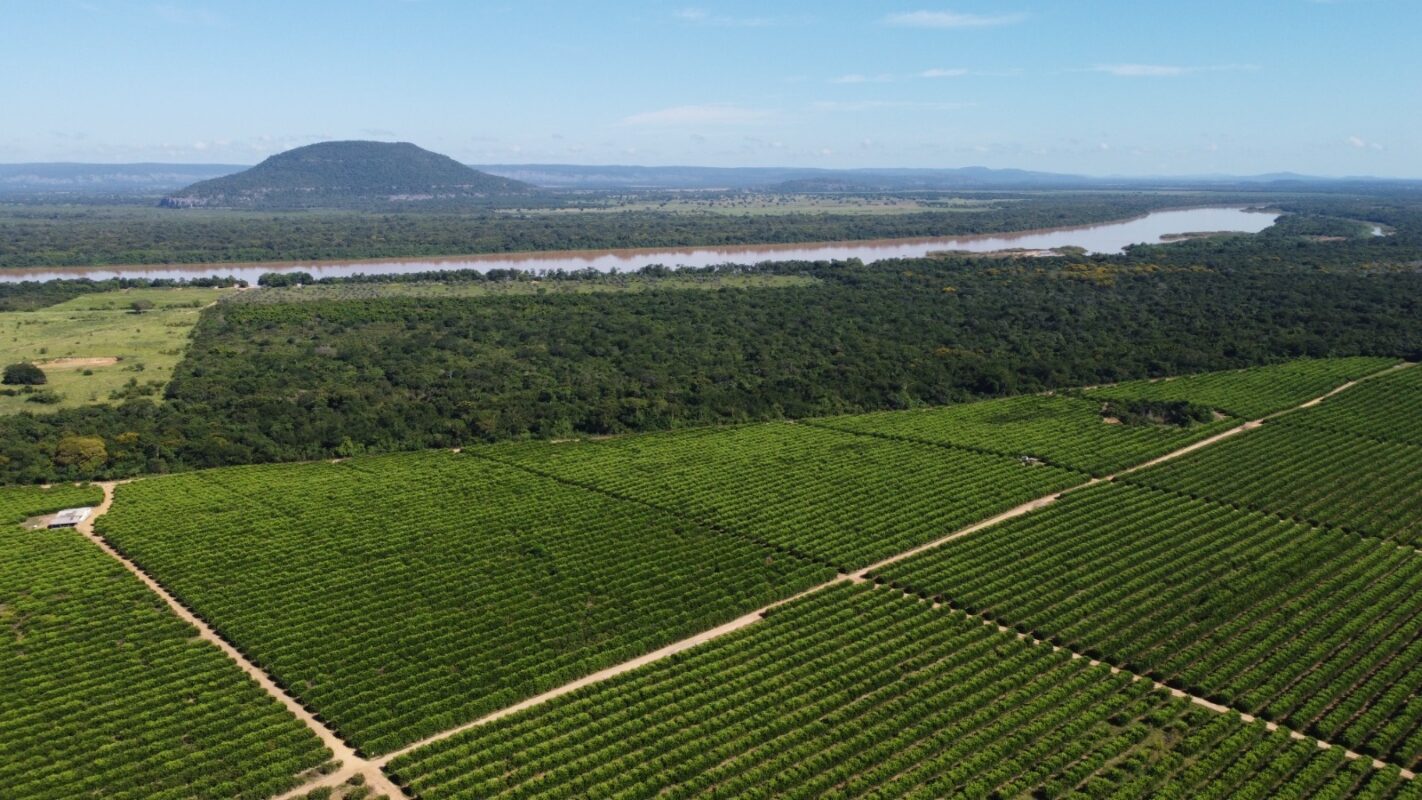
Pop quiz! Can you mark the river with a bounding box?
[0,206,1279,284]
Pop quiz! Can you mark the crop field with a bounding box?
[0,485,329,800]
[0,482,101,524]
[96,451,835,754]
[386,583,1414,800]
[1125,421,1422,545]
[0,286,230,414]
[487,422,1083,569]
[1083,357,1397,419]
[876,482,1422,769]
[1276,367,1422,446]
[811,393,1238,475]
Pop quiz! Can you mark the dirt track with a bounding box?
[77,483,407,800]
[60,362,1416,796]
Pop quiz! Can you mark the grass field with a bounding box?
[0,286,232,414]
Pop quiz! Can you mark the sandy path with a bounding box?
[77,483,407,800]
[377,364,1414,778]
[34,356,119,369]
[64,361,1413,796]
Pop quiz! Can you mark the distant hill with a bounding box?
[0,163,244,195]
[162,141,530,209]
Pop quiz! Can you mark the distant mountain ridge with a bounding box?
[160,141,530,208]
[1,155,1416,198]
[0,163,244,194]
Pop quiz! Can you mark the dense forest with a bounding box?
[3,192,1224,267]
[1,257,1418,482]
[0,190,1417,483]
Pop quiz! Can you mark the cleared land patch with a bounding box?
[812,393,1238,475]
[386,583,1412,799]
[0,484,329,800]
[96,451,834,754]
[876,482,1422,770]
[0,286,231,415]
[486,422,1083,569]
[1084,357,1397,418]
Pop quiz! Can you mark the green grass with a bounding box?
[0,287,232,414]
[0,484,330,800]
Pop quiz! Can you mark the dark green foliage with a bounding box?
[0,485,330,800]
[0,193,1188,267]
[97,451,834,753]
[0,258,1417,484]
[877,482,1422,770]
[2,361,46,385]
[387,584,1409,799]
[1099,398,1220,426]
[160,141,530,209]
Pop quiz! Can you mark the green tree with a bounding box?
[53,435,108,472]
[3,362,46,385]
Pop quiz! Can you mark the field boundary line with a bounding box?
[64,360,1408,796]
[378,363,1406,776]
[75,482,408,800]
[864,583,1417,780]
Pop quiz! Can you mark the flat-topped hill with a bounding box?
[161,140,530,209]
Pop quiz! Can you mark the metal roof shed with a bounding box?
[48,508,92,528]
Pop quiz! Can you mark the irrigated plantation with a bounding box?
[876,482,1422,769]
[1084,357,1398,419]
[1125,421,1422,545]
[1275,367,1422,446]
[96,452,835,754]
[386,584,1416,800]
[811,393,1238,475]
[0,485,330,800]
[487,422,1083,569]
[17,355,1414,799]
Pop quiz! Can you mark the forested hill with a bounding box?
[160,141,531,209]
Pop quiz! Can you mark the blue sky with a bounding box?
[2,0,1418,175]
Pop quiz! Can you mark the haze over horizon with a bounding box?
[3,0,1419,177]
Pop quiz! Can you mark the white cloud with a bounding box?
[919,68,969,78]
[883,10,1026,29]
[1088,63,1259,77]
[1348,135,1384,151]
[620,104,772,127]
[673,8,776,27]
[831,73,894,84]
[811,100,969,112]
